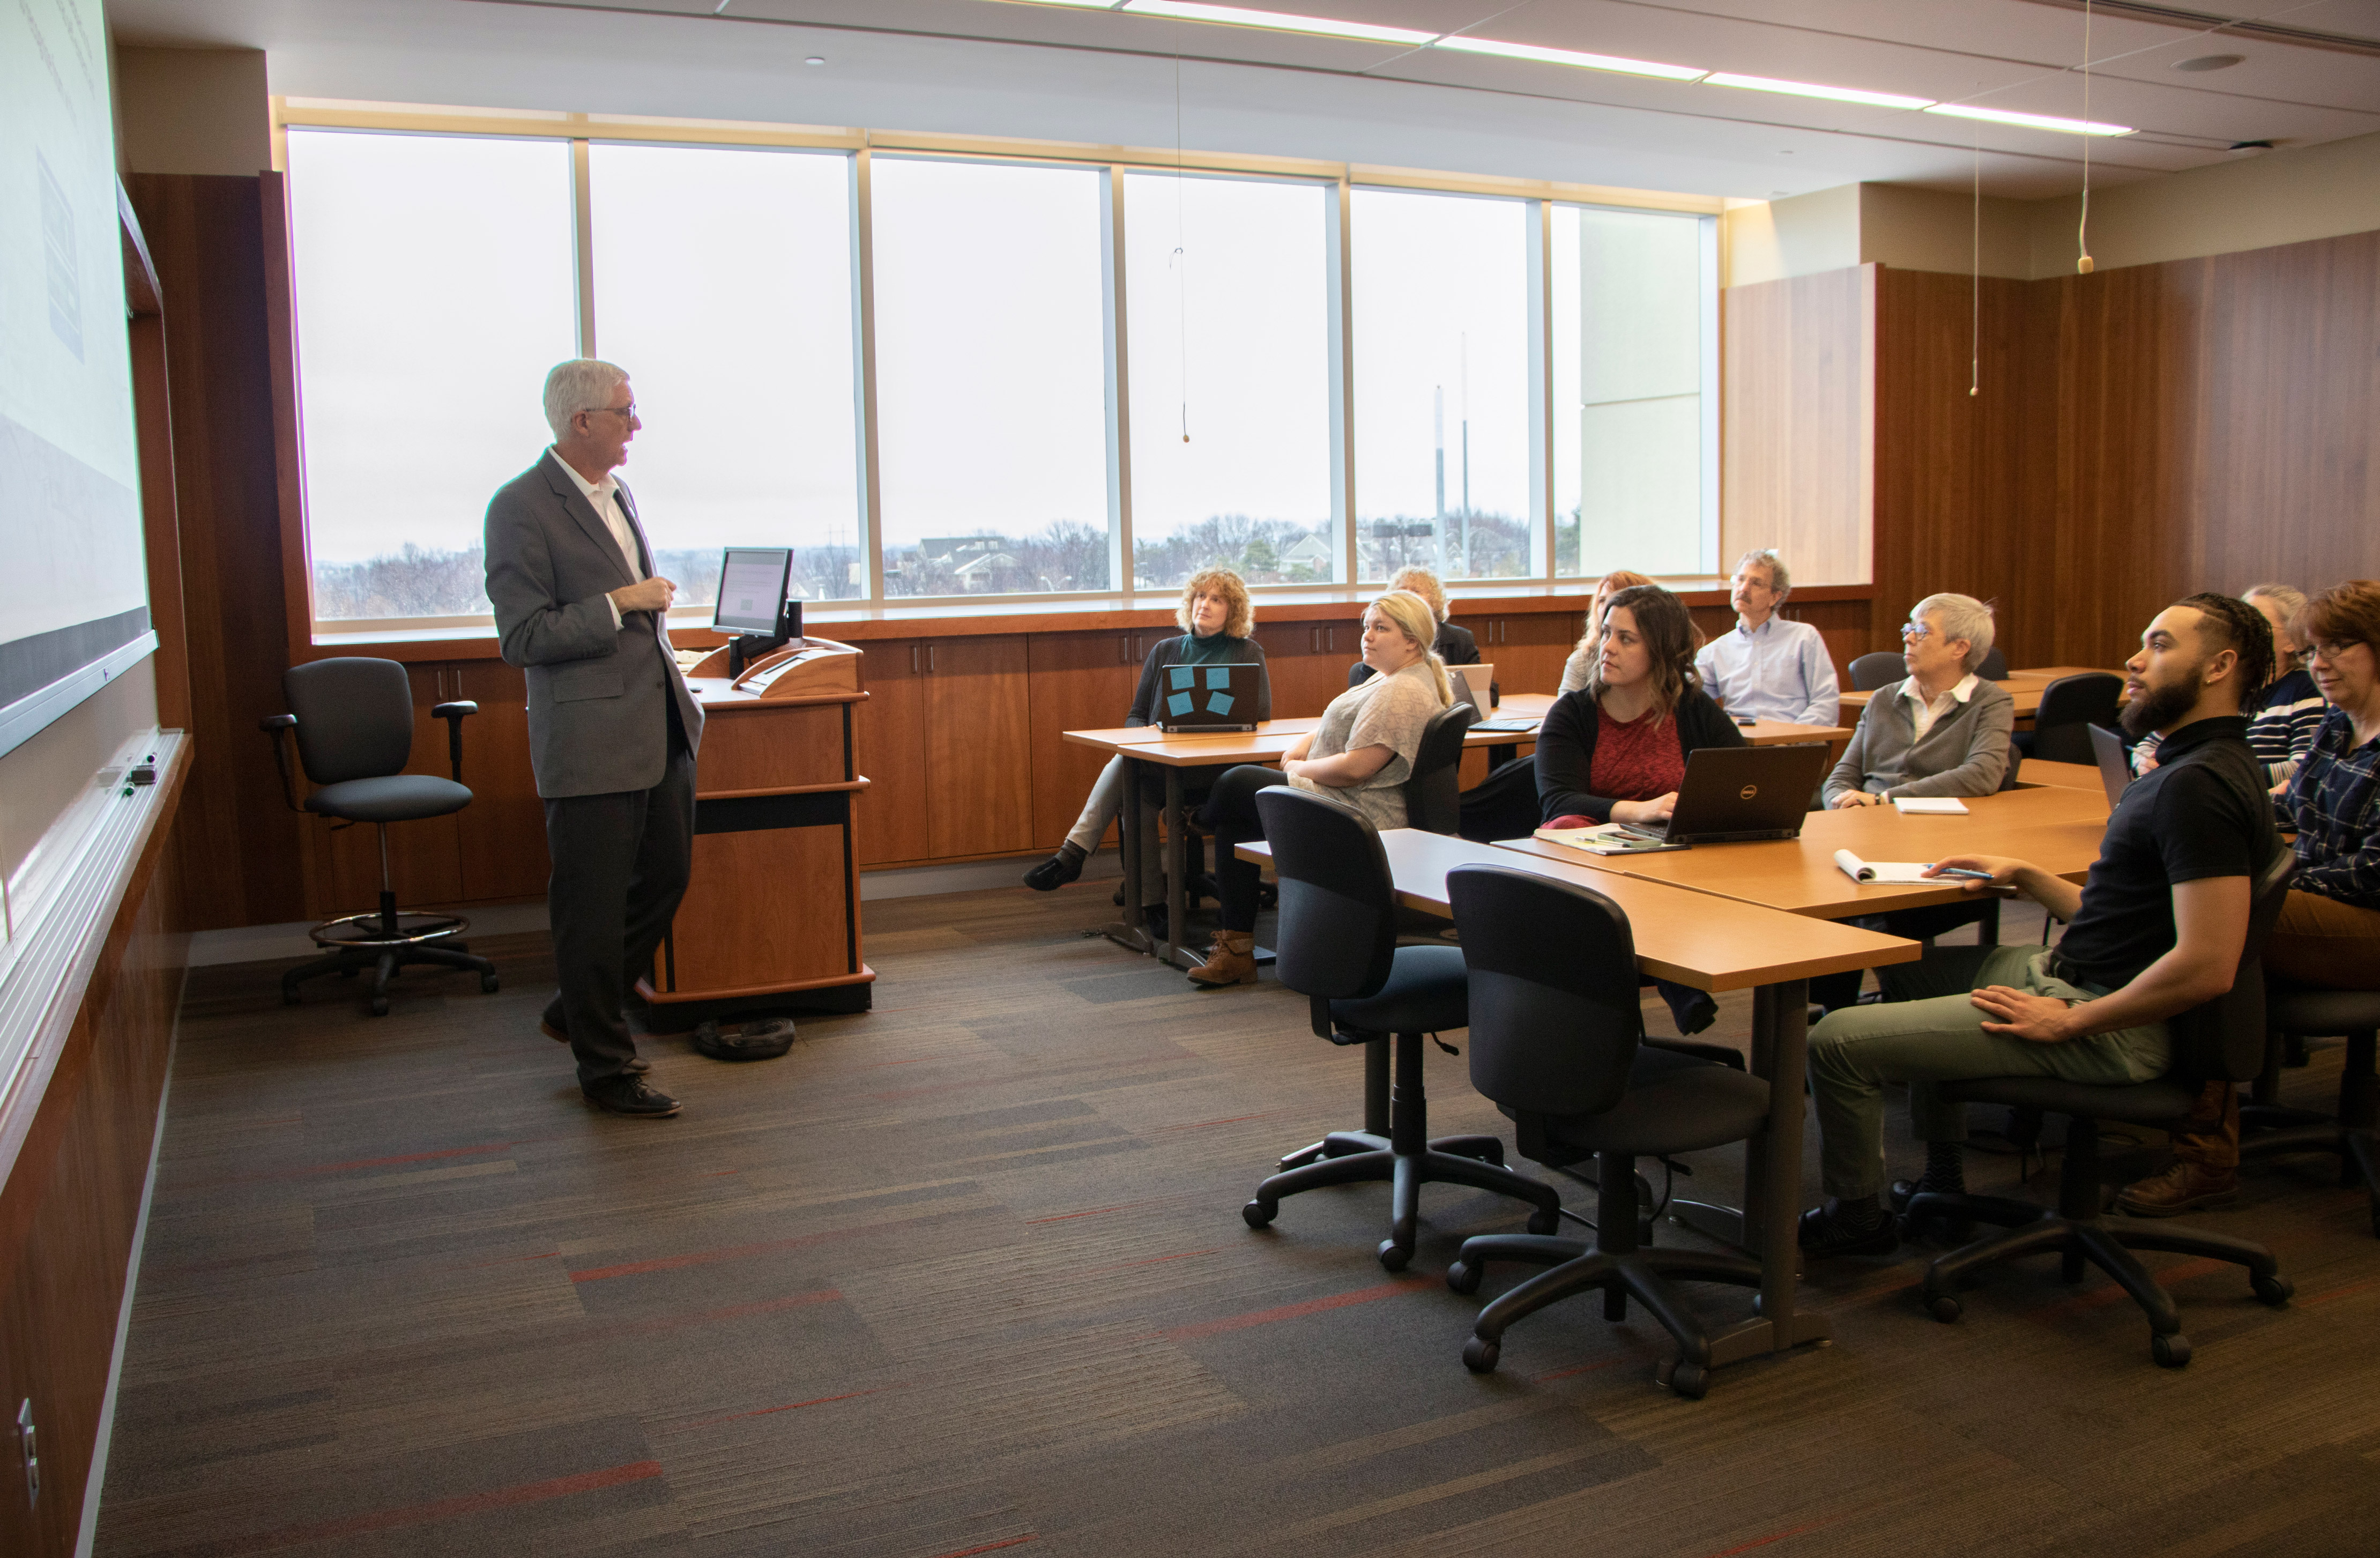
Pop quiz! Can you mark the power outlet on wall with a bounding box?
[14,1398,36,1504]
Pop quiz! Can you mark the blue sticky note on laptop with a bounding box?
[1170,666,1195,689]
[1207,693,1233,716]
[1167,691,1194,716]
[1205,666,1231,689]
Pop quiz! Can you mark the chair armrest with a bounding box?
[431,700,478,782]
[258,714,304,812]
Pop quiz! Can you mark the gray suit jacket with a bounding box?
[484,452,705,799]
[1823,675,2014,806]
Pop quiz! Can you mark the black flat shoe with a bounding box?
[1023,850,1084,892]
[583,1077,681,1117]
[1797,1201,1899,1258]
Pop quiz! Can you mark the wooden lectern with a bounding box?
[636,637,875,1023]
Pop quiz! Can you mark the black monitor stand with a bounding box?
[726,598,802,679]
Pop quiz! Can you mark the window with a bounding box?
[869,157,1112,596]
[1121,172,1334,589]
[287,130,578,621]
[1350,188,1533,583]
[1552,204,1717,578]
[589,143,863,604]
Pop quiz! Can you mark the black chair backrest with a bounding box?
[284,658,415,785]
[1347,661,1372,689]
[2167,845,2297,1085]
[1403,700,1478,835]
[1446,865,1642,1119]
[1976,647,2009,681]
[1999,740,2024,791]
[1254,787,1400,1005]
[1848,652,1903,692]
[2032,673,2124,765]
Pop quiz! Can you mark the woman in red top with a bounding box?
[1535,584,1746,827]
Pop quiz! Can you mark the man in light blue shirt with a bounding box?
[1694,548,1840,726]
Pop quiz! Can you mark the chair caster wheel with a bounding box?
[369,996,391,1017]
[1462,1336,1500,1374]
[2251,1273,2293,1306]
[1668,1362,1709,1400]
[2151,1332,2192,1369]
[1377,1240,1410,1272]
[1241,1200,1275,1229]
[480,973,500,993]
[1526,1207,1561,1236]
[1927,1294,1962,1323]
[1446,1261,1482,1296]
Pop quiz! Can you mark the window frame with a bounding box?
[272,99,1726,639]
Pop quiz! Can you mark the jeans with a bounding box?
[1807,944,2170,1199]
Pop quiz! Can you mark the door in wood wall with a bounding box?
[921,635,1033,859]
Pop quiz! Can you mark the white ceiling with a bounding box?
[106,0,2380,201]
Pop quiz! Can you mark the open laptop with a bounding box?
[1613,743,1835,847]
[1451,663,1494,719]
[1157,662,1262,733]
[2087,722,2136,811]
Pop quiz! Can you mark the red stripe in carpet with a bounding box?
[1697,1512,1847,1557]
[1162,1277,1429,1342]
[171,1459,663,1556]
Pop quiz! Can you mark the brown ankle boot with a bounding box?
[1188,931,1257,988]
[2116,1160,2240,1218]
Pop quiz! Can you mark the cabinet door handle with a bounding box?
[911,645,921,674]
[928,644,938,673]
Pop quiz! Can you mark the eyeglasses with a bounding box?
[1898,622,1934,641]
[586,402,638,422]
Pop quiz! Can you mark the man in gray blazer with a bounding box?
[486,359,704,1117]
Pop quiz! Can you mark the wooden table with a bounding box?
[1494,783,2110,923]
[2018,758,2111,793]
[1238,828,1918,1371]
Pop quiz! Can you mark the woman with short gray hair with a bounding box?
[1822,592,2013,808]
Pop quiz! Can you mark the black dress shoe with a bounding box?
[1023,848,1085,892]
[1797,1201,1900,1258]
[541,1016,650,1073]
[583,1077,682,1117]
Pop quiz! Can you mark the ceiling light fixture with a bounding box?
[1432,36,1706,81]
[1702,72,1931,110]
[1119,1,1436,46]
[2171,53,2244,71]
[1924,102,2133,136]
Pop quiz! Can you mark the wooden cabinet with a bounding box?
[853,635,1033,863]
[1027,629,1151,849]
[1253,619,1359,719]
[450,659,550,902]
[1453,612,1584,698]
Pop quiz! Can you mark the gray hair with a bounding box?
[1735,548,1789,597]
[542,358,629,440]
[2244,583,2308,647]
[1912,592,1995,672]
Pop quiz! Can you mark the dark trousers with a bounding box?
[544,716,696,1089]
[1200,764,1285,933]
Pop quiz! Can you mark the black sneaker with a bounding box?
[1797,1200,1899,1258]
[1023,848,1085,892]
[583,1077,682,1117]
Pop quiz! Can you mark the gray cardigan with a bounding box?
[1823,676,2015,806]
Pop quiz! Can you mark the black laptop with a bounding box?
[1157,662,1262,733]
[2087,722,2136,811]
[1613,744,1835,847]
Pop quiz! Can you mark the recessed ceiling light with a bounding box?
[1703,72,1932,111]
[1924,102,2134,136]
[1433,36,1706,82]
[1120,1,1437,45]
[805,55,825,64]
[2172,53,2245,71]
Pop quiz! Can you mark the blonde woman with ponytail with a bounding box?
[1187,590,1454,988]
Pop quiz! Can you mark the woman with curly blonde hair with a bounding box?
[1021,569,1270,936]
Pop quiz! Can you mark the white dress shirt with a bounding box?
[547,449,643,627]
[1693,614,1840,726]
[1900,672,1980,743]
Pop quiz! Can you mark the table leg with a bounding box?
[1706,977,1832,1365]
[1162,765,1196,971]
[1100,754,1154,956]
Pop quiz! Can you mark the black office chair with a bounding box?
[263,657,498,1016]
[1908,845,2299,1366]
[1848,652,1905,692]
[1998,740,2024,791]
[2018,672,2123,763]
[1402,701,1478,836]
[1241,789,1562,1270]
[1438,866,1768,1398]
[2240,985,2380,1238]
[1976,647,2009,681]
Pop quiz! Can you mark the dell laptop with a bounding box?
[1613,743,1835,847]
[2087,722,2136,812]
[1157,662,1262,734]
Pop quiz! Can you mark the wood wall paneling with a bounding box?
[451,659,551,902]
[1025,629,1146,850]
[1251,620,1357,719]
[1721,264,1875,589]
[921,636,1033,859]
[853,640,930,866]
[306,663,465,919]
